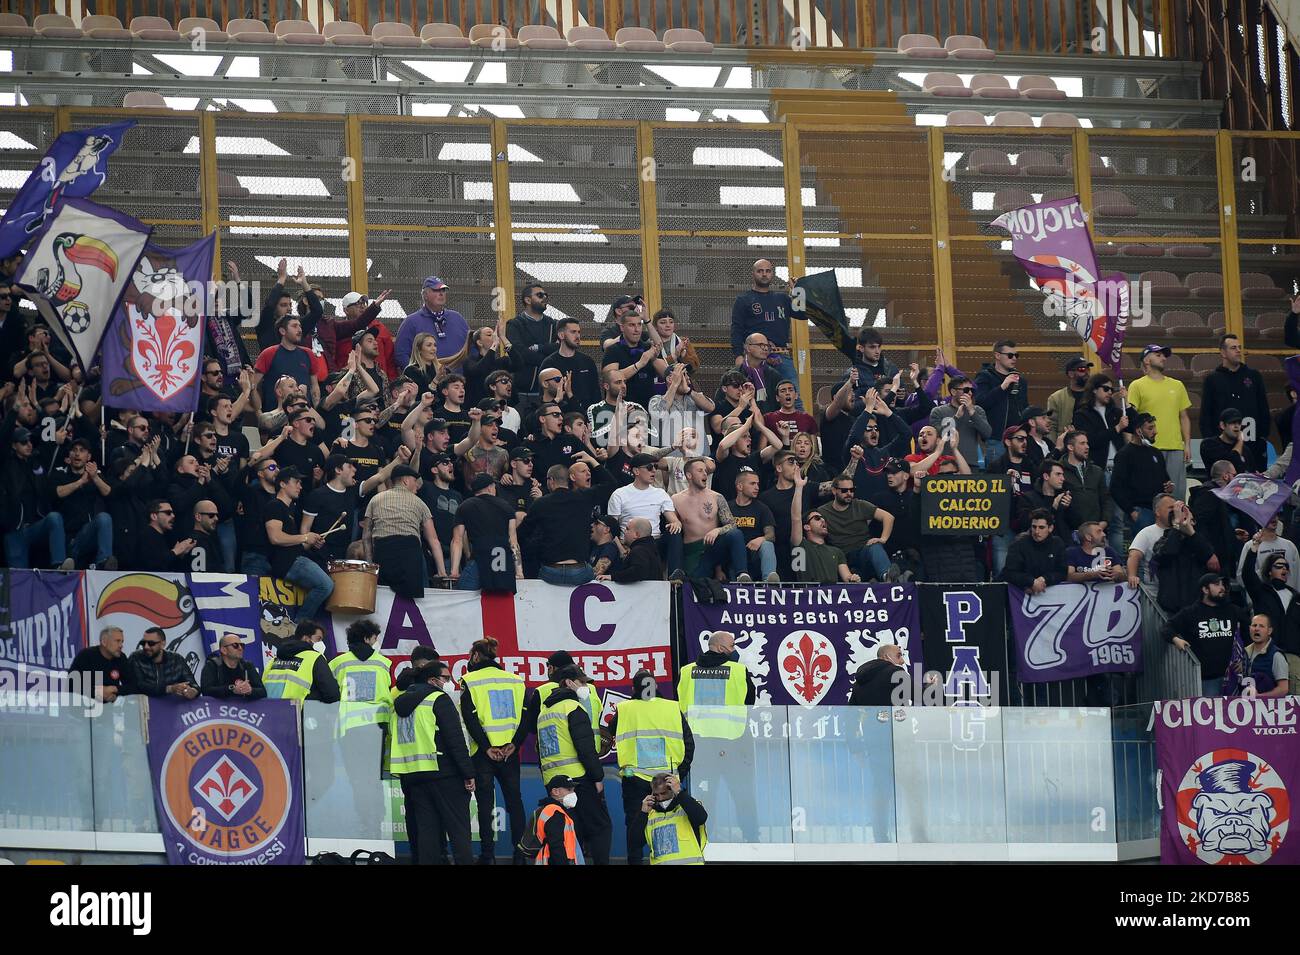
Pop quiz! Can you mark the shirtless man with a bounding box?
[671,457,748,582]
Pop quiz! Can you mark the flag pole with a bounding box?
[99,403,105,463]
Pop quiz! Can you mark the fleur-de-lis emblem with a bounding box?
[781,631,834,704]
[195,755,257,820]
[133,307,197,397]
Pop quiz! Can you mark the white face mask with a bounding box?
[657,800,673,811]
[574,685,591,702]
[560,792,578,809]
[313,641,326,654]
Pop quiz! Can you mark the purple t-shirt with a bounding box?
[395,306,469,370]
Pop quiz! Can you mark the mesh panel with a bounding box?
[942,131,1076,237]
[366,228,498,333]
[798,127,932,235]
[360,120,494,228]
[808,238,937,344]
[0,111,56,213]
[514,231,642,330]
[653,126,787,234]
[1237,240,1299,361]
[1087,134,1220,238]
[66,110,202,224]
[504,124,639,231]
[1232,135,1300,241]
[951,240,1072,354]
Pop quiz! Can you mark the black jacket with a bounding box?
[848,659,908,705]
[1189,482,1246,575]
[1000,532,1068,588]
[973,362,1029,435]
[127,649,198,698]
[393,680,474,781]
[1015,486,1072,544]
[1241,556,1300,654]
[0,453,52,532]
[200,652,267,699]
[1152,526,1217,614]
[1111,441,1169,513]
[540,687,603,784]
[611,536,665,583]
[1061,457,1111,528]
[634,792,708,858]
[1198,435,1249,476]
[1072,403,1125,470]
[270,639,340,703]
[1200,363,1270,470]
[505,311,558,394]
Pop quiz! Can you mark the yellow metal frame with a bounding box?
[782,121,813,400]
[1214,130,1246,343]
[490,119,516,329]
[344,114,368,294]
[636,121,663,317]
[928,128,956,361]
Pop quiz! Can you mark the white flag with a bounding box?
[14,197,151,370]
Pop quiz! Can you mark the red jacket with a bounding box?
[317,304,399,381]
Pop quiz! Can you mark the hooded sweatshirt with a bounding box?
[973,362,1029,436]
[392,675,474,781]
[273,638,340,703]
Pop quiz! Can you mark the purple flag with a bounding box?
[1007,582,1142,683]
[681,583,922,706]
[0,570,86,678]
[100,234,215,412]
[146,697,306,865]
[1155,697,1300,865]
[1285,356,1300,486]
[1211,472,1293,528]
[991,195,1129,375]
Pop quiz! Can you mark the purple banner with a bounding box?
[146,697,305,865]
[101,235,215,412]
[1156,697,1300,865]
[681,583,921,706]
[0,570,86,677]
[1008,582,1142,683]
[190,574,267,674]
[1212,472,1293,528]
[992,195,1128,375]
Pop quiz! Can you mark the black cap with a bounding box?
[477,397,502,413]
[425,417,448,433]
[548,650,575,668]
[546,775,578,791]
[11,426,31,443]
[1064,357,1093,372]
[391,465,420,481]
[611,294,637,310]
[509,446,533,462]
[1198,572,1224,589]
[470,473,495,492]
[593,515,621,537]
[883,458,909,475]
[1020,405,1047,423]
[429,452,453,467]
[1219,407,1243,424]
[629,452,657,469]
[276,466,304,487]
[351,326,378,348]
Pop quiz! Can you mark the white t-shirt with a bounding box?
[606,483,675,538]
[1236,538,1300,590]
[1127,523,1167,582]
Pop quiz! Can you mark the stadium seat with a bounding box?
[945,110,987,125]
[1089,156,1117,177]
[568,26,616,50]
[1185,271,1224,298]
[993,188,1035,212]
[123,91,168,108]
[1159,310,1204,329]
[130,16,182,41]
[1118,233,1163,256]
[1017,75,1066,99]
[324,21,373,45]
[1162,353,1187,371]
[1166,241,1213,258]
[1251,311,1285,330]
[922,72,971,96]
[966,148,1015,175]
[1015,148,1067,176]
[228,19,277,44]
[469,24,520,49]
[1255,324,1285,342]
[898,33,947,57]
[34,14,83,38]
[519,25,570,49]
[371,21,423,47]
[421,23,471,48]
[1189,354,1219,377]
[1142,270,1190,299]
[275,19,326,45]
[0,13,33,37]
[970,74,1014,97]
[1240,271,1284,301]
[1093,189,1138,216]
[83,15,134,40]
[615,27,665,52]
[663,28,713,52]
[1040,112,1081,127]
[944,35,996,58]
[179,17,228,43]
[991,110,1034,126]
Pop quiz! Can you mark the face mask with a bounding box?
[560,792,578,809]
[574,685,591,702]
[657,800,673,811]
[727,650,740,663]
[313,641,326,654]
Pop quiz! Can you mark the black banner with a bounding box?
[920,474,1011,536]
[918,583,1011,705]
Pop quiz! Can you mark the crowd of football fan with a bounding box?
[1,251,1297,696]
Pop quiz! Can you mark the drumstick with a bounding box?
[321,524,350,539]
[322,513,346,535]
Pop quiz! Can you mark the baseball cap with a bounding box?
[425,417,448,433]
[509,446,533,462]
[1002,424,1027,441]
[1141,343,1172,358]
[1020,405,1047,423]
[546,775,578,791]
[429,452,453,467]
[611,293,639,310]
[629,452,658,469]
[1198,572,1224,589]
[422,276,448,290]
[477,397,503,413]
[391,465,420,481]
[593,515,621,537]
[340,291,367,308]
[1219,407,1243,424]
[470,473,495,492]
[882,458,909,475]
[548,651,575,668]
[351,325,378,348]
[11,427,31,443]
[1064,357,1093,372]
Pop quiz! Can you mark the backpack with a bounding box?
[516,807,545,861]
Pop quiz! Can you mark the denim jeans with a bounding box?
[5,513,66,568]
[217,520,238,574]
[456,560,481,590]
[539,563,596,586]
[241,552,272,578]
[990,531,1014,577]
[745,540,777,579]
[285,555,334,623]
[690,530,748,580]
[1127,506,1155,537]
[982,437,1005,471]
[68,513,113,567]
[845,541,892,580]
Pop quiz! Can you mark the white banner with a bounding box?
[86,571,205,681]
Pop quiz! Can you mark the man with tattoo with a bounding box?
[670,457,749,582]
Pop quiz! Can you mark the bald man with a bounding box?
[848,643,911,705]
[731,259,801,410]
[607,517,664,582]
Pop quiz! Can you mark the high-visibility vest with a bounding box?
[534,803,584,865]
[537,698,588,785]
[613,698,686,781]
[263,649,324,701]
[461,664,526,754]
[646,802,707,865]
[538,680,603,736]
[388,691,444,775]
[677,661,748,740]
[330,649,394,735]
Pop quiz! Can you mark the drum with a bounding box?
[326,560,380,614]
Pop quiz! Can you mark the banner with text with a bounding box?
[146,697,305,865]
[918,583,1011,705]
[1008,582,1143,683]
[920,475,1010,536]
[682,583,922,706]
[1156,697,1300,865]
[0,570,86,680]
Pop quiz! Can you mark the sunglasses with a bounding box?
[141,640,163,648]
[156,509,175,516]
[834,486,855,493]
[1000,351,1018,359]
[953,387,973,393]
[198,511,219,518]
[355,418,377,425]
[541,377,562,384]
[1098,385,1114,392]
[220,642,243,650]
[544,411,563,418]
[864,426,880,433]
[1008,435,1027,441]
[205,369,223,376]
[261,463,279,472]
[533,291,548,298]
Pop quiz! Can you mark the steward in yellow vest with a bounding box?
[676,631,754,740]
[329,619,394,735]
[602,669,694,865]
[538,665,613,865]
[390,658,476,865]
[531,774,585,865]
[639,772,708,865]
[263,621,340,703]
[459,636,529,865]
[535,650,605,750]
